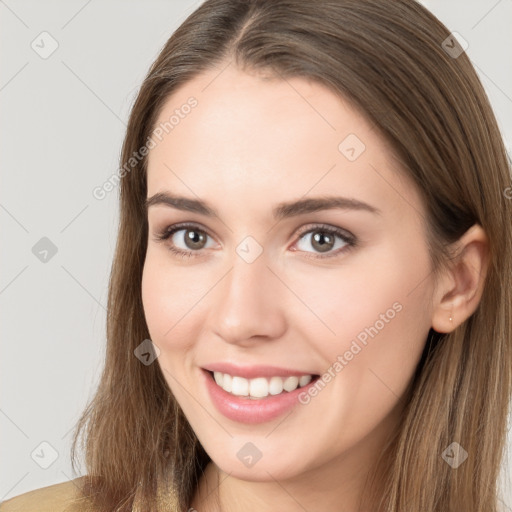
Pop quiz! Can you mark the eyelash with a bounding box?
[153,222,357,260]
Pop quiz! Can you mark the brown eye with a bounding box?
[182,228,208,250]
[310,231,336,253]
[155,223,216,258]
[294,224,356,259]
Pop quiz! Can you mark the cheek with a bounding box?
[141,254,200,397]
[142,251,206,342]
[286,244,430,348]
[141,251,224,387]
[141,258,171,343]
[285,243,432,407]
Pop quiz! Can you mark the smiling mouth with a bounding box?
[206,370,320,400]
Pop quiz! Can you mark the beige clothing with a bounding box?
[0,477,85,512]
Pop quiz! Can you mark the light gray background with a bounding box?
[1,0,511,507]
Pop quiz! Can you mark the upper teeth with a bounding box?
[213,371,313,399]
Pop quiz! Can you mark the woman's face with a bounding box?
[142,64,436,483]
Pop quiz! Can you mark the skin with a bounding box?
[141,63,489,511]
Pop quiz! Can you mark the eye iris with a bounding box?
[312,231,334,253]
[185,229,206,250]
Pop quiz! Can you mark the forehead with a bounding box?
[146,65,422,221]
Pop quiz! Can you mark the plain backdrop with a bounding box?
[1,0,511,507]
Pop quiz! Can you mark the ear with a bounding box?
[431,224,490,333]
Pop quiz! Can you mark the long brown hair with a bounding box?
[70,1,512,510]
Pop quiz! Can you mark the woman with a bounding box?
[2,0,510,510]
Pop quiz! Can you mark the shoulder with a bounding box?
[0,477,86,512]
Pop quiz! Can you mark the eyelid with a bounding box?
[154,221,215,241]
[293,222,356,243]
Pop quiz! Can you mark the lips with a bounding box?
[200,363,320,424]
[202,361,318,379]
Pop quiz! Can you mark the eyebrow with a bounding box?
[145,192,381,219]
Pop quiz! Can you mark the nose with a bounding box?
[208,251,287,346]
